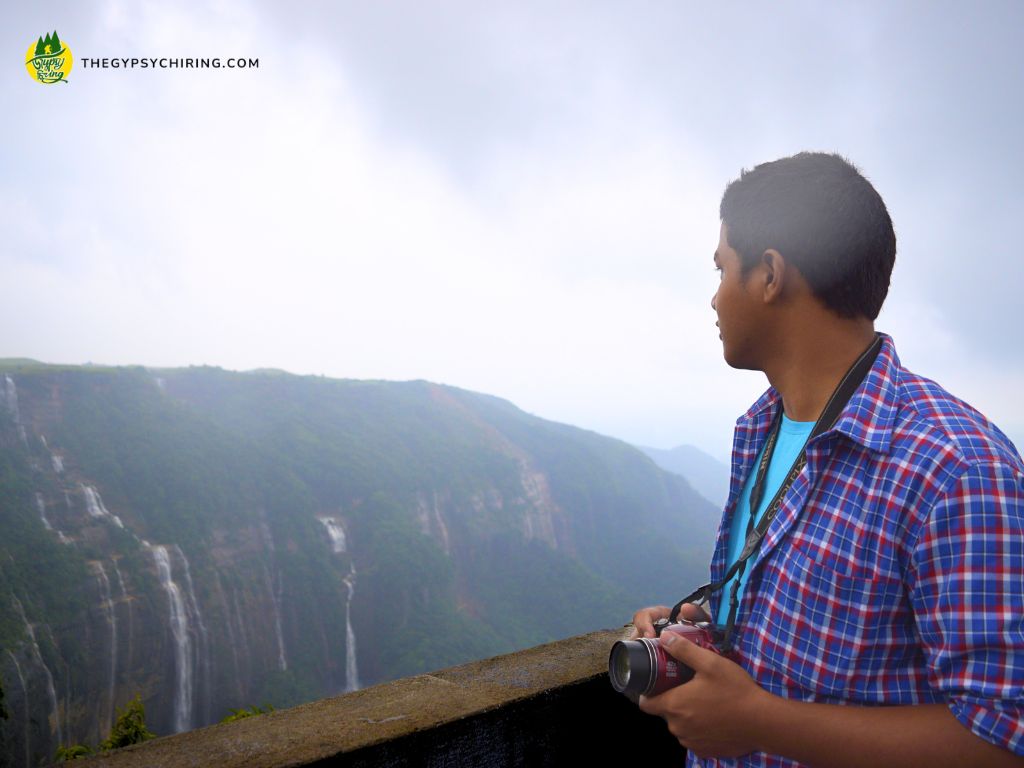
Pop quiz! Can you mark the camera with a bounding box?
[608,618,726,699]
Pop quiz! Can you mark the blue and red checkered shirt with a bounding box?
[695,334,1024,767]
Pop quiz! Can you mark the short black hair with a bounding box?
[719,152,896,320]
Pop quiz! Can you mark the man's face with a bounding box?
[711,223,764,370]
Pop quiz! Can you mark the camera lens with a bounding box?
[608,639,655,696]
[610,642,632,690]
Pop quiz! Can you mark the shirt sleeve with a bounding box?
[910,460,1024,755]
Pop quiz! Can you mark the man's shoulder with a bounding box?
[888,365,1021,475]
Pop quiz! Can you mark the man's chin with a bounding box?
[721,347,758,372]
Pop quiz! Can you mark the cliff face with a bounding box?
[0,364,718,766]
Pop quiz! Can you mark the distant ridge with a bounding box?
[638,443,730,510]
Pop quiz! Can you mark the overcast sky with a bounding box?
[5,1,1023,460]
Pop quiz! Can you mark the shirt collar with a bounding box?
[737,333,901,454]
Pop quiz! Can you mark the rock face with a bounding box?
[0,363,718,766]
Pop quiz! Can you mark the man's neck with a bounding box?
[762,317,877,423]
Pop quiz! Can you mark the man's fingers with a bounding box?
[633,613,657,638]
[629,603,709,639]
[676,602,711,622]
[638,636,714,718]
[638,693,661,716]
[631,617,652,639]
[631,605,671,639]
[660,633,716,672]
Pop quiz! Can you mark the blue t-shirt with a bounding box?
[716,413,814,626]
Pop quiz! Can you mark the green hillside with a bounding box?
[0,362,718,764]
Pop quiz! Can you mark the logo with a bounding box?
[25,30,73,84]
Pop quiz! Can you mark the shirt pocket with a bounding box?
[759,543,906,699]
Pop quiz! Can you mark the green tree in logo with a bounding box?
[34,31,63,57]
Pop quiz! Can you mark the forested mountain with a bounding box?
[0,361,717,765]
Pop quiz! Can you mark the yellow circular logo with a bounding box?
[25,30,73,84]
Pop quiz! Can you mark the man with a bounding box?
[631,152,1024,767]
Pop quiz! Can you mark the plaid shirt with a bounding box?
[694,334,1024,767]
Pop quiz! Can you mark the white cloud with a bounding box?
[3,1,1023,457]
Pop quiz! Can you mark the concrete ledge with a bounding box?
[80,628,685,767]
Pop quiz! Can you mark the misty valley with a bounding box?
[0,362,717,765]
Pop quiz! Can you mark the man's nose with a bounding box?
[711,291,717,312]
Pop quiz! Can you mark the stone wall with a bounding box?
[78,628,686,767]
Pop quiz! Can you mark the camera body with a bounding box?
[608,619,726,699]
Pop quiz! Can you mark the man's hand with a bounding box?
[636,636,1024,767]
[629,602,710,639]
[638,632,771,759]
[629,605,670,639]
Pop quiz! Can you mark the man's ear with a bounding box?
[760,249,786,303]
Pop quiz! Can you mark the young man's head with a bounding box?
[718,152,896,321]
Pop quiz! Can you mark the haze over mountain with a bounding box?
[0,360,717,765]
[638,444,731,510]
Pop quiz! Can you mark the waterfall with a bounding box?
[415,494,452,554]
[91,562,118,733]
[318,517,347,553]
[268,567,288,672]
[34,493,52,531]
[343,563,360,692]
[2,375,18,416]
[81,485,125,529]
[318,518,358,690]
[35,492,71,544]
[174,545,211,723]
[150,545,193,733]
[259,522,289,672]
[41,439,65,473]
[231,588,253,685]
[6,649,30,768]
[112,559,133,681]
[212,573,244,700]
[432,502,451,555]
[12,598,62,746]
[2,374,27,443]
[34,495,51,532]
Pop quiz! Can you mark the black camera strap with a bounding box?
[669,334,883,652]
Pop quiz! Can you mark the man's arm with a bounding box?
[639,634,1024,766]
